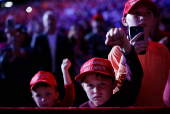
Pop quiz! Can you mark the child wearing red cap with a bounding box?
[75,28,143,107]
[105,0,170,106]
[30,58,75,107]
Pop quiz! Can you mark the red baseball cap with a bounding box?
[75,57,115,82]
[92,13,104,21]
[30,71,57,90]
[123,0,158,17]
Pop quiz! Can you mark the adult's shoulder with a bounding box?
[34,32,47,42]
[31,32,47,48]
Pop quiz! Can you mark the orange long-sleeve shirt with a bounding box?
[108,41,170,106]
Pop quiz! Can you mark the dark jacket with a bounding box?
[32,31,73,99]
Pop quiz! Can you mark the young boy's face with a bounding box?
[82,73,115,106]
[122,5,155,40]
[31,85,59,107]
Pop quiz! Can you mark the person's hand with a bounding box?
[61,58,72,85]
[105,28,132,53]
[105,28,128,47]
[61,58,71,72]
[159,36,169,46]
[130,32,149,54]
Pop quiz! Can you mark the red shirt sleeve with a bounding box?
[59,83,75,107]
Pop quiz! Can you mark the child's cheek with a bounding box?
[127,16,139,27]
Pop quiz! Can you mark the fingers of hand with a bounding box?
[113,28,120,40]
[130,40,149,46]
[133,42,148,54]
[106,28,114,39]
[62,58,69,67]
[106,28,120,40]
[131,32,144,42]
[126,36,130,42]
[105,28,115,45]
[135,47,148,54]
[159,36,168,44]
[118,28,126,38]
[106,28,126,46]
[63,58,68,63]
[105,37,109,45]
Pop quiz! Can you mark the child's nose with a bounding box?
[139,15,146,21]
[41,97,46,102]
[93,86,100,93]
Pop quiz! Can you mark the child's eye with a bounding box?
[100,83,106,86]
[36,94,41,98]
[46,92,51,96]
[133,11,139,15]
[146,11,151,16]
[88,84,93,88]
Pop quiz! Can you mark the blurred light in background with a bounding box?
[26,6,32,13]
[4,1,13,7]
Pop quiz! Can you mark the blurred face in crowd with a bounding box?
[82,73,115,106]
[122,4,155,40]
[43,11,57,33]
[15,30,26,45]
[71,24,84,40]
[91,20,105,33]
[4,28,12,44]
[31,85,59,107]
[4,28,25,45]
[27,20,43,37]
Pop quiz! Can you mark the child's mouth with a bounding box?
[139,23,147,27]
[93,95,102,99]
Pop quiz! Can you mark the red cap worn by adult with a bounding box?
[92,13,104,21]
[123,0,158,17]
[30,71,57,90]
[75,57,115,82]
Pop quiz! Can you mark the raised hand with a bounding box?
[105,28,127,47]
[61,58,71,72]
[105,28,131,54]
[61,58,72,85]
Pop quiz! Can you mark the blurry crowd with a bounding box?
[0,0,169,107]
[0,0,169,33]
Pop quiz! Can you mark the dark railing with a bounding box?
[0,107,170,114]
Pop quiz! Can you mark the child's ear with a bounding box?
[122,17,128,26]
[81,83,85,89]
[32,95,35,101]
[55,92,59,100]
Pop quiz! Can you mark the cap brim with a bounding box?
[30,80,54,90]
[75,70,115,82]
